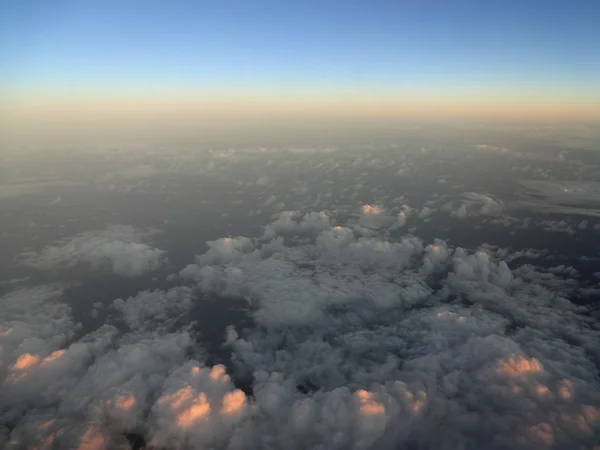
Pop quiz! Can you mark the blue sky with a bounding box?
[2,0,599,95]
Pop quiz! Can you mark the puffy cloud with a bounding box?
[0,286,76,373]
[262,211,331,239]
[417,206,434,219]
[355,389,385,416]
[183,214,599,449]
[20,225,166,277]
[2,211,600,449]
[263,194,278,207]
[112,286,194,332]
[361,204,384,215]
[358,204,396,229]
[197,236,255,265]
[541,219,577,235]
[389,205,412,230]
[443,192,504,219]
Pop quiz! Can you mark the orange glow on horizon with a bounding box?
[2,95,598,145]
[2,89,599,122]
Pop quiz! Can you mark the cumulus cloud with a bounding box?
[443,192,504,219]
[112,287,194,332]
[0,286,76,366]
[183,213,599,449]
[20,225,167,277]
[2,212,600,449]
[358,204,396,230]
[417,206,434,219]
[262,211,331,239]
[389,205,412,230]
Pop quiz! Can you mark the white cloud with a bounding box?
[262,211,331,239]
[20,225,167,277]
[112,287,194,332]
[2,211,600,449]
[182,213,599,449]
[443,192,504,219]
[0,286,75,368]
[358,204,395,230]
[389,205,412,230]
[417,206,434,219]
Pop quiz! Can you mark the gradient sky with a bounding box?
[1,0,599,129]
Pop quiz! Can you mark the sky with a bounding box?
[1,0,599,138]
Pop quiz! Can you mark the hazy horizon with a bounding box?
[2,0,599,141]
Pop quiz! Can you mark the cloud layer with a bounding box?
[2,210,599,449]
[20,225,167,277]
